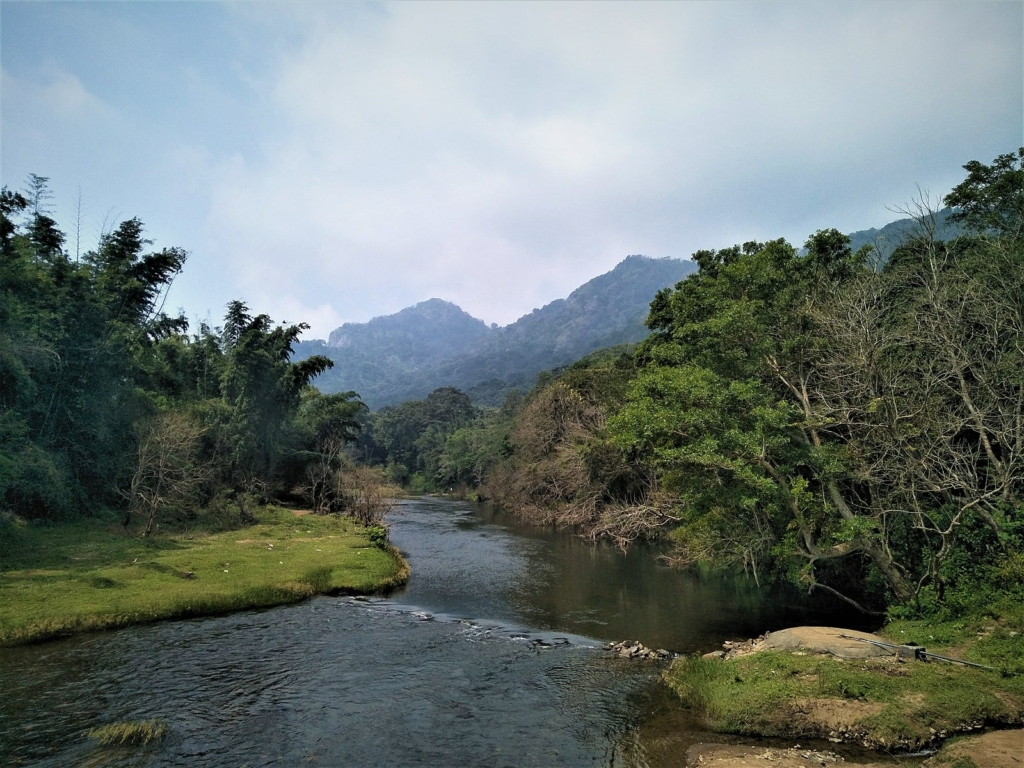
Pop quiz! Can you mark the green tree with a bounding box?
[218,300,333,483]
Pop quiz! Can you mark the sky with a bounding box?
[2,1,1022,338]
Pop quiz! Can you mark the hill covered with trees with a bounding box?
[300,212,966,410]
[297,255,697,407]
[362,148,1024,616]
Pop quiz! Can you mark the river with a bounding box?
[0,498,874,767]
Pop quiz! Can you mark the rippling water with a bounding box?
[0,498,871,767]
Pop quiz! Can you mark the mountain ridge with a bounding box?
[298,211,964,408]
[296,255,696,407]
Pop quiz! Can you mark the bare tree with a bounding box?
[302,435,349,515]
[793,221,1024,602]
[72,186,84,262]
[301,436,397,524]
[123,412,208,536]
[344,465,398,525]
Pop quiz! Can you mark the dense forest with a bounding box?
[359,148,1024,615]
[0,179,386,533]
[3,149,1021,618]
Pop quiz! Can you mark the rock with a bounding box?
[703,650,726,660]
[757,627,898,660]
[608,639,671,661]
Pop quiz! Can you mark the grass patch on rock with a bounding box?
[0,507,408,646]
[664,601,1024,751]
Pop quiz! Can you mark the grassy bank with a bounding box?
[0,507,408,646]
[665,598,1024,751]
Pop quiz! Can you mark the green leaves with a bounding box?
[945,147,1024,240]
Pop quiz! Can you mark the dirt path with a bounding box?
[922,729,1024,767]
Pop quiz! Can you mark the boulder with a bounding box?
[760,627,896,660]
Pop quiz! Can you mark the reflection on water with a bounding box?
[0,498,874,767]
[397,500,874,652]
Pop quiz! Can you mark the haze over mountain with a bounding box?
[297,255,696,408]
[298,211,964,409]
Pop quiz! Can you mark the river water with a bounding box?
[0,498,873,767]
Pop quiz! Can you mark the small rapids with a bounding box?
[0,498,866,767]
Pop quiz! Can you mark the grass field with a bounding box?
[0,507,408,646]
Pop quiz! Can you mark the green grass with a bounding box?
[87,719,167,746]
[883,595,1024,677]
[664,601,1024,750]
[0,507,408,645]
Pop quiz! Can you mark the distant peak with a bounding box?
[413,298,459,309]
[397,298,482,321]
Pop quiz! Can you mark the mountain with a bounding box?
[326,298,492,366]
[846,207,963,263]
[297,255,697,408]
[299,211,966,409]
[294,299,491,402]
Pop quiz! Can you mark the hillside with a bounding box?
[846,207,963,263]
[300,212,965,409]
[298,255,697,407]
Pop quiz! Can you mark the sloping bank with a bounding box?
[0,507,409,646]
[666,615,1024,763]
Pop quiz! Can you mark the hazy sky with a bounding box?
[2,1,1021,337]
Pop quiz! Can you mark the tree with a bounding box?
[609,150,1024,610]
[945,147,1024,240]
[218,301,333,482]
[123,412,207,536]
[612,236,917,607]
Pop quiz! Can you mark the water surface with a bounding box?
[0,498,873,767]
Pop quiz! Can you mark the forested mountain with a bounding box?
[327,298,492,365]
[299,255,697,407]
[367,147,1024,614]
[295,299,493,406]
[845,206,962,262]
[303,211,966,410]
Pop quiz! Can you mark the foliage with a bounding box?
[482,353,673,545]
[1,187,187,518]
[603,149,1024,610]
[945,147,1024,240]
[0,179,382,539]
[369,386,478,489]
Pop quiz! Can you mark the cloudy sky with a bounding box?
[2,1,1021,337]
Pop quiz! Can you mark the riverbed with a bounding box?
[0,498,875,767]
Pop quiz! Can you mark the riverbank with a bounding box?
[0,507,409,646]
[665,601,1024,760]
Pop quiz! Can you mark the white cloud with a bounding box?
[38,62,115,120]
[188,1,1022,336]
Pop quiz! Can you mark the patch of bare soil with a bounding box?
[684,743,892,767]
[783,699,885,736]
[922,729,1024,767]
